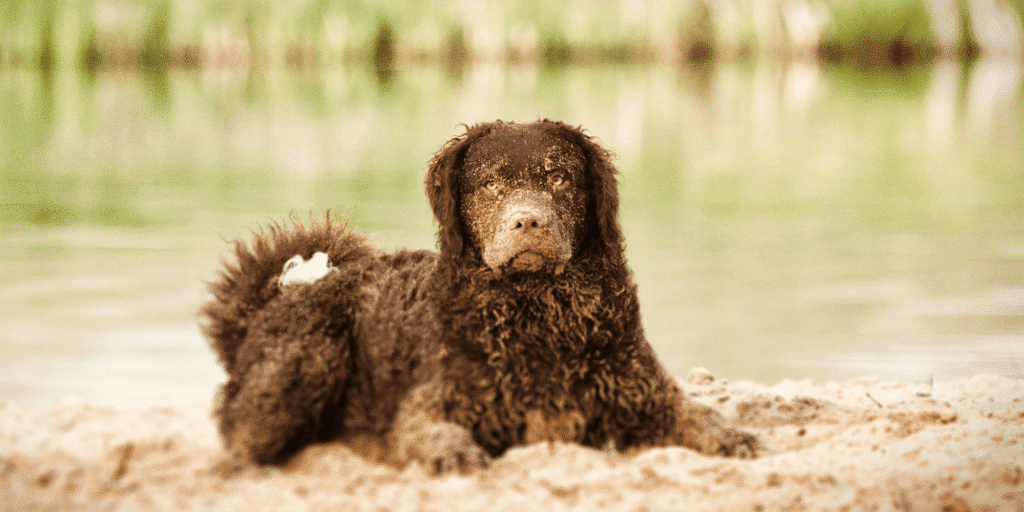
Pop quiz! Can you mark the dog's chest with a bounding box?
[448,305,628,450]
[437,271,641,452]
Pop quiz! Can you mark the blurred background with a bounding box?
[1,0,1022,410]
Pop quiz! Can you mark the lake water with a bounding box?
[2,61,1022,410]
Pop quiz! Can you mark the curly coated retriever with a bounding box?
[201,119,759,474]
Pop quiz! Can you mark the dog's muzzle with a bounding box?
[482,191,571,275]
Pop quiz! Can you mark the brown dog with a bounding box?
[201,119,758,474]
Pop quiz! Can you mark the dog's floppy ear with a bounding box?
[425,122,497,260]
[538,119,625,262]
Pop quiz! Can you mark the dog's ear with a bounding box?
[538,119,625,261]
[425,122,496,260]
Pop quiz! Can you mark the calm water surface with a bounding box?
[2,62,1022,410]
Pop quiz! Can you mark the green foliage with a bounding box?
[820,0,936,64]
[0,0,1020,67]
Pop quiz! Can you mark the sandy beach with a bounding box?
[2,369,1021,511]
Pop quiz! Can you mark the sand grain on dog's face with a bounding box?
[458,129,590,275]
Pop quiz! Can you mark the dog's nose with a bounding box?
[507,211,546,232]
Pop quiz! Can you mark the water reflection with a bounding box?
[1,60,1021,409]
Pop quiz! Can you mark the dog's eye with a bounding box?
[484,180,499,191]
[549,174,566,187]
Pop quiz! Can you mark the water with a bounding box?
[2,61,1022,410]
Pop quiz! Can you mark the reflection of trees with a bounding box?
[927,58,1023,150]
[1,55,1021,387]
[928,56,1024,148]
[966,59,1023,142]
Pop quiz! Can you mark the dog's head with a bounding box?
[426,120,624,275]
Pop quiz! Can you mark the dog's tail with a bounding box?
[200,214,379,375]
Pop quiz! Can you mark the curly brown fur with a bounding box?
[202,120,759,474]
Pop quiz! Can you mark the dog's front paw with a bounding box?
[389,384,491,475]
[392,420,491,475]
[712,426,761,459]
[416,423,491,475]
[675,400,762,459]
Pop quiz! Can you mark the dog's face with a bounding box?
[457,127,589,275]
[427,120,625,275]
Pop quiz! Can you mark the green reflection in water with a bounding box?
[1,62,1021,409]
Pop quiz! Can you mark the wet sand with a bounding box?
[2,370,1022,511]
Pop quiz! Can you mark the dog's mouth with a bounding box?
[502,250,566,276]
[485,225,572,277]
[510,251,545,271]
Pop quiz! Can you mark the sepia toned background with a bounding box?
[2,0,1022,410]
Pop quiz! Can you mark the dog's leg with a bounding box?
[217,274,359,468]
[220,343,344,467]
[670,396,761,459]
[611,375,760,458]
[388,383,491,474]
[523,409,587,444]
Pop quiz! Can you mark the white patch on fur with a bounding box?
[278,252,336,287]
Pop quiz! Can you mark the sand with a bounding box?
[2,370,1022,512]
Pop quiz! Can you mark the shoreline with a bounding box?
[2,371,1022,511]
